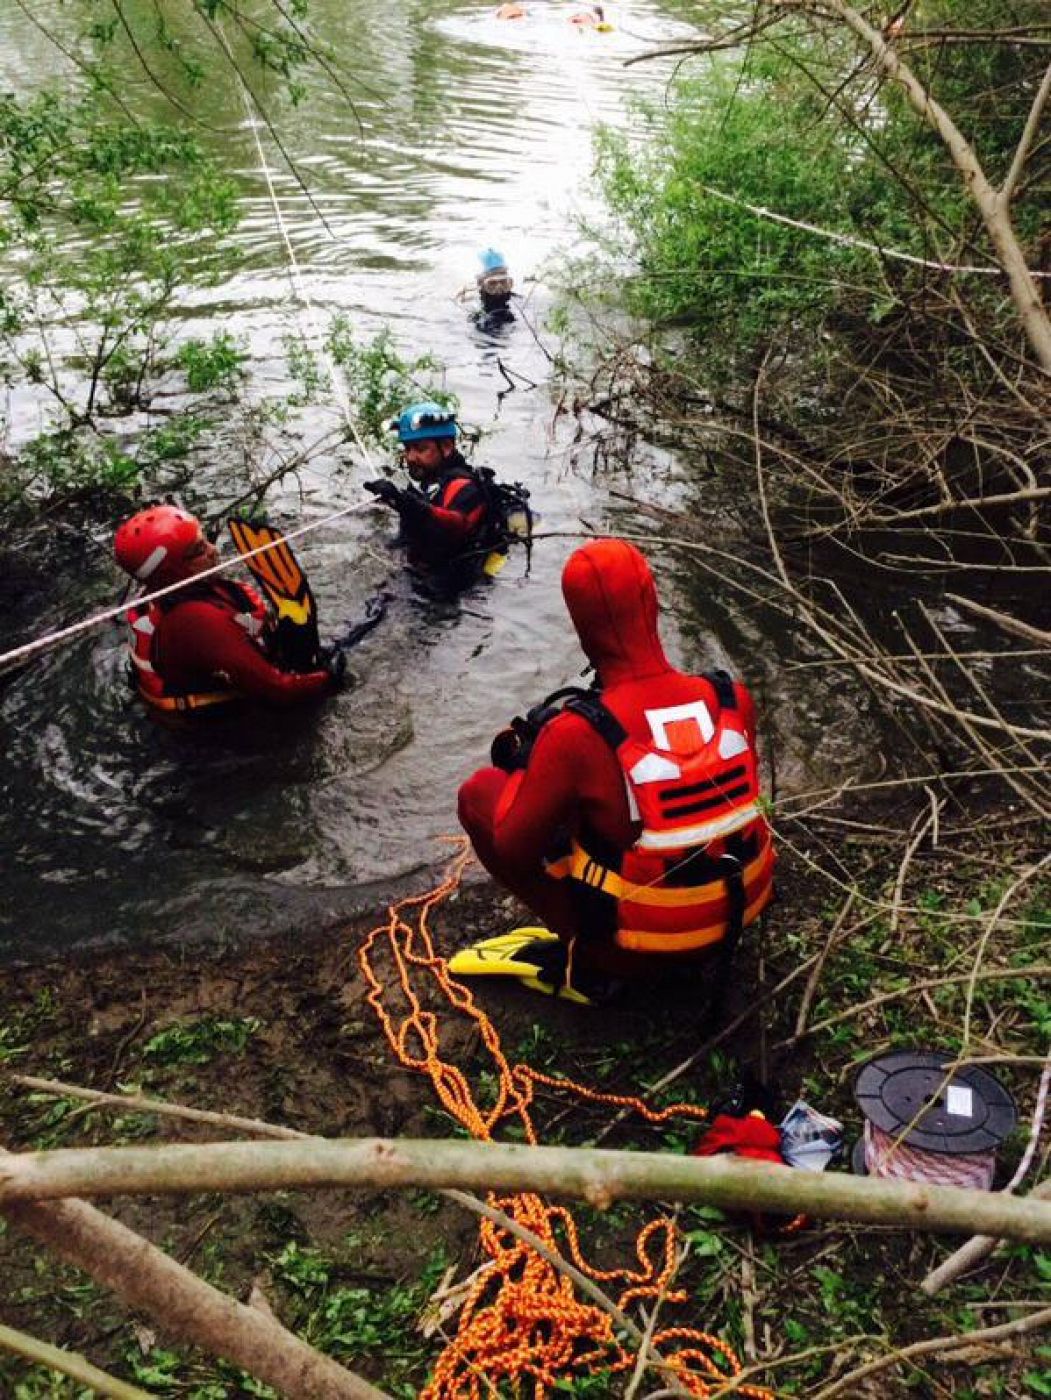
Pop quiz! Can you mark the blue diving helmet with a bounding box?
[392,402,459,443]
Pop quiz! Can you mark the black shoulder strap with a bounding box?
[564,693,628,751]
[704,668,737,711]
[158,578,255,615]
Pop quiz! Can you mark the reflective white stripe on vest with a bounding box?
[644,700,714,748]
[717,728,749,759]
[128,651,155,672]
[234,611,264,638]
[629,751,681,785]
[635,800,760,851]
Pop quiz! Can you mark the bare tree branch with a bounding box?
[810,1304,1051,1399]
[0,1322,150,1400]
[1001,59,1051,203]
[3,1136,1051,1242]
[1,1166,389,1399]
[773,0,1051,370]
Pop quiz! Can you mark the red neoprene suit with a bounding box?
[457,539,757,969]
[404,457,487,569]
[153,593,331,707]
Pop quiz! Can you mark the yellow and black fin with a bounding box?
[228,518,319,670]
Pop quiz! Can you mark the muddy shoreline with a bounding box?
[2,801,1047,1397]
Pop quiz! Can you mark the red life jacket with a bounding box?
[126,579,268,714]
[547,672,774,954]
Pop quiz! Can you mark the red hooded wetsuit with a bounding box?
[128,579,332,712]
[457,539,774,972]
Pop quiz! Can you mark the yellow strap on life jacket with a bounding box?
[546,836,772,909]
[141,687,235,714]
[616,885,775,954]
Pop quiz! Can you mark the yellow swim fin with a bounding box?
[447,928,594,1004]
[228,518,320,670]
[228,519,310,608]
[447,926,558,976]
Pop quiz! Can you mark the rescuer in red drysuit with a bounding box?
[455,538,774,995]
[114,505,339,716]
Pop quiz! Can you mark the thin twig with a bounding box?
[809,1305,1051,1400]
[0,1321,150,1400]
[783,961,1051,1047]
[794,891,857,1038]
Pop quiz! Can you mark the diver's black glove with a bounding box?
[324,647,348,692]
[363,478,403,509]
[393,488,429,521]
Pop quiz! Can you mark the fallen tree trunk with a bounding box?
[1,1187,389,1399]
[2,1136,1050,1243]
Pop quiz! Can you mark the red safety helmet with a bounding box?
[114,505,202,585]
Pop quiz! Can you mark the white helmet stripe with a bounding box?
[135,545,168,580]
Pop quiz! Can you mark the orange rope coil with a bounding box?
[358,842,772,1398]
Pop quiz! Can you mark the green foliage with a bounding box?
[0,1022,29,1065]
[174,332,247,394]
[0,88,241,510]
[122,1345,185,1389]
[591,3,1049,367]
[593,53,868,355]
[6,1373,96,1399]
[17,431,140,499]
[268,1239,448,1389]
[67,1,322,111]
[553,1372,617,1395]
[283,316,456,447]
[141,1015,261,1066]
[0,987,59,1066]
[327,317,455,443]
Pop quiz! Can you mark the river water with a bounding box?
[0,0,869,959]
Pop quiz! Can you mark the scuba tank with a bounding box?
[473,465,535,573]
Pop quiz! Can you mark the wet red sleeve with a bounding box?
[162,603,331,706]
[467,714,625,874]
[419,477,487,544]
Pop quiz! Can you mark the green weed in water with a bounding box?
[175,332,247,395]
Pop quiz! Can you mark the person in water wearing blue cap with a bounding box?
[364,402,494,590]
[469,248,516,333]
[477,249,514,314]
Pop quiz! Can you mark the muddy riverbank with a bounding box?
[2,796,1046,1397]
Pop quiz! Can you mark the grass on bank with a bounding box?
[0,822,1047,1397]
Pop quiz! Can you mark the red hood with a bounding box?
[561,539,670,685]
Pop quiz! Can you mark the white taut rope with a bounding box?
[1,38,386,680]
[0,501,374,676]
